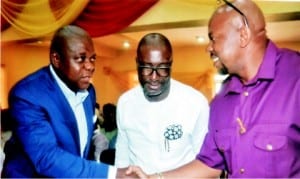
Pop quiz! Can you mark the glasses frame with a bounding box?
[220,0,249,28]
[137,63,172,77]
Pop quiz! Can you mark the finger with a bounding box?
[126,166,147,179]
[125,166,135,175]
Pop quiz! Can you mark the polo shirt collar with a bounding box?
[224,40,278,95]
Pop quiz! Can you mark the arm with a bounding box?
[115,99,130,168]
[192,97,209,153]
[127,159,221,179]
[8,85,108,177]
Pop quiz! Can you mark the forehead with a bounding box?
[139,45,172,64]
[209,12,232,35]
[65,37,94,52]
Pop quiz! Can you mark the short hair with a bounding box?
[49,25,91,59]
[136,33,172,59]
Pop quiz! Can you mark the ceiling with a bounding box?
[92,0,300,51]
[3,0,300,51]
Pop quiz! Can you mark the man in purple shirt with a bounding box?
[124,0,300,178]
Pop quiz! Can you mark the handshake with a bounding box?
[117,166,150,179]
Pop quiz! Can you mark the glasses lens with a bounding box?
[156,67,170,77]
[139,66,170,77]
[140,67,153,76]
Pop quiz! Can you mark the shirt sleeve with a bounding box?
[191,98,209,154]
[114,99,130,168]
[196,130,226,170]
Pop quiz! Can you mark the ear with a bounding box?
[50,52,60,68]
[240,26,251,48]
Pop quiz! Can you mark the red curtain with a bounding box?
[1,0,158,37]
[72,0,158,37]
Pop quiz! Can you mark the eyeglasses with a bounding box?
[138,63,171,77]
[217,0,249,28]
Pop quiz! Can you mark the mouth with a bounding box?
[211,55,220,63]
[147,83,161,90]
[81,76,92,82]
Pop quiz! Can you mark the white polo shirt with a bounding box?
[115,79,209,174]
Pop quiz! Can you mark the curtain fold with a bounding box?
[1,0,28,31]
[1,0,89,36]
[1,0,159,39]
[72,0,158,37]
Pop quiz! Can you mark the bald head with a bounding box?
[136,33,172,61]
[211,0,266,35]
[207,0,269,82]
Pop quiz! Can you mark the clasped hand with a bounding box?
[117,166,149,179]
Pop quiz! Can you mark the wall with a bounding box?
[1,41,299,108]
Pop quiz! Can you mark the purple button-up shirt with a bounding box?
[197,40,300,177]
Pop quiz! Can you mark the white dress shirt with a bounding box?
[50,65,88,156]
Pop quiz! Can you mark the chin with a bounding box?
[146,91,162,97]
[79,84,90,90]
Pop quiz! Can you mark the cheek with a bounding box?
[69,63,82,75]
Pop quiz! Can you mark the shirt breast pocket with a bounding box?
[254,134,287,151]
[253,134,288,175]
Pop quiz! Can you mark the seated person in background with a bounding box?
[95,102,104,126]
[99,103,117,165]
[1,25,111,178]
[0,108,13,175]
[115,32,209,177]
[100,103,117,149]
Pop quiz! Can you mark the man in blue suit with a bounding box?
[2,25,110,177]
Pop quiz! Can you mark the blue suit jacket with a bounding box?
[2,66,108,178]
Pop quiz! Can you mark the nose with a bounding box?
[150,69,158,80]
[206,41,213,53]
[84,59,95,71]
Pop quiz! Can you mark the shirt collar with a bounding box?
[49,65,88,106]
[223,40,278,95]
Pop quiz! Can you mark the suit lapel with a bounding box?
[45,67,82,155]
[82,94,94,158]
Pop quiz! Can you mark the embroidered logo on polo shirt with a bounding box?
[164,124,183,152]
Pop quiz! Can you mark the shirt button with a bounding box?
[266,144,273,151]
[243,91,249,96]
[240,168,245,174]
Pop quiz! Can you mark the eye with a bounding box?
[208,34,216,43]
[80,55,86,61]
[90,55,96,62]
[74,55,86,62]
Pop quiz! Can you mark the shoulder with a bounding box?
[273,44,300,79]
[171,79,208,102]
[117,85,142,104]
[10,67,51,96]
[87,83,96,96]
